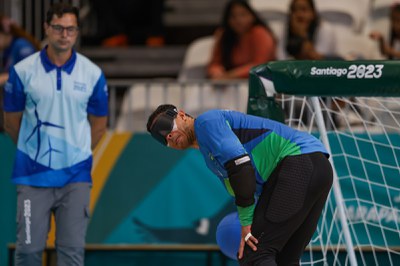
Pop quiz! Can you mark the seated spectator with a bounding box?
[280,0,340,60]
[207,0,276,80]
[281,0,347,126]
[370,3,400,59]
[0,15,40,132]
[0,15,40,85]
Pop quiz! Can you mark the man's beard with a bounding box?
[186,127,195,145]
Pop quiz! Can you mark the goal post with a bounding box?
[247,60,400,266]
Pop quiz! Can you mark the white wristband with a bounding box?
[244,232,252,242]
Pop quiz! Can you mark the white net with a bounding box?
[276,95,400,265]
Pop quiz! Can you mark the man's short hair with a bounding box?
[46,3,80,26]
[146,104,178,133]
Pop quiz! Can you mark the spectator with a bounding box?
[370,3,400,59]
[281,0,339,60]
[0,15,40,85]
[280,0,346,126]
[207,0,276,80]
[0,15,40,132]
[3,3,108,266]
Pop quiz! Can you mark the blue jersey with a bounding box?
[3,48,108,187]
[2,37,36,71]
[195,110,328,224]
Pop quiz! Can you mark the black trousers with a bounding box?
[239,152,333,266]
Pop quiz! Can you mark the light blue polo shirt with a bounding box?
[3,47,108,187]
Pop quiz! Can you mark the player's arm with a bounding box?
[197,112,257,225]
[87,72,108,150]
[3,67,25,144]
[197,112,258,257]
[88,114,107,150]
[225,154,256,222]
[225,154,259,257]
[3,111,23,144]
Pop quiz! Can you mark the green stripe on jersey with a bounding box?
[223,179,255,226]
[223,178,235,196]
[251,132,301,181]
[237,204,256,226]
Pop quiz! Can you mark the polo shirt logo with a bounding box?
[103,84,108,96]
[73,81,87,92]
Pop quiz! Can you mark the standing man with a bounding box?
[3,3,108,266]
[147,104,333,265]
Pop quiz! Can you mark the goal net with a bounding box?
[247,60,400,266]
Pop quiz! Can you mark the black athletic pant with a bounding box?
[239,152,333,266]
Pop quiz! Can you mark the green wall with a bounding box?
[0,134,17,266]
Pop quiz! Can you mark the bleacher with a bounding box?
[78,47,186,79]
[80,0,387,79]
[1,0,389,79]
[164,0,229,27]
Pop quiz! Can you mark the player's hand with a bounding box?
[208,67,226,80]
[238,225,258,260]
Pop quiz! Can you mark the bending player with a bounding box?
[147,104,333,265]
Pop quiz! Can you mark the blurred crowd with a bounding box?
[2,0,400,80]
[1,0,400,131]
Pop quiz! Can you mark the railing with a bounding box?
[107,79,248,132]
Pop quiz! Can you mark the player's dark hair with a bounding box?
[147,104,178,133]
[46,3,80,26]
